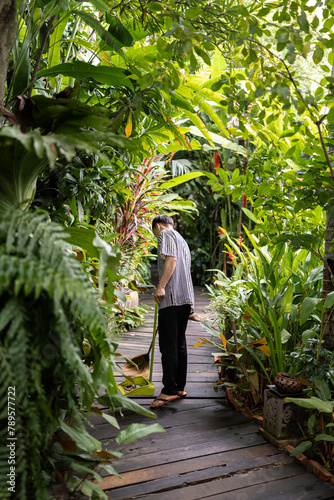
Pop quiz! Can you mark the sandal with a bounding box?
[150,395,180,408]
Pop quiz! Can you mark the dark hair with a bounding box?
[152,215,174,230]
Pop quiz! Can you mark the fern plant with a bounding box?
[0,210,163,499]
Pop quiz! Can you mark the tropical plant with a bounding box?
[196,323,270,409]
[0,210,163,499]
[200,228,325,412]
[286,375,334,473]
[286,338,334,382]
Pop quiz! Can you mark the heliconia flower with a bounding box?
[228,251,234,260]
[214,152,220,172]
[238,235,244,247]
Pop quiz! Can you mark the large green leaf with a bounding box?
[0,129,48,213]
[116,423,165,445]
[183,110,214,146]
[314,376,331,401]
[314,434,334,442]
[280,285,294,313]
[299,297,322,325]
[280,328,291,344]
[193,94,230,138]
[97,393,157,418]
[324,291,334,308]
[107,15,134,47]
[88,0,110,12]
[289,440,313,456]
[61,422,102,453]
[210,48,227,79]
[48,12,69,70]
[188,126,248,155]
[12,37,31,97]
[160,171,206,189]
[285,396,334,413]
[74,10,128,60]
[36,61,133,88]
[242,207,259,223]
[171,93,196,113]
[63,226,100,258]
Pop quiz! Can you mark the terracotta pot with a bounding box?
[274,372,303,394]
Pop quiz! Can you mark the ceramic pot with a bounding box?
[274,372,303,394]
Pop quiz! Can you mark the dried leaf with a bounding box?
[125,109,132,137]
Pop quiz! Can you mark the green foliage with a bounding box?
[0,210,162,499]
[205,230,324,380]
[286,338,334,382]
[286,376,334,472]
[4,0,334,488]
[0,210,108,498]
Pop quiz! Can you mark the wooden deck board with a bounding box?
[86,287,334,500]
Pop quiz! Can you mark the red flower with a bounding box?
[214,152,220,173]
[243,195,247,207]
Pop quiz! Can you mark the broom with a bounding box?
[122,302,158,378]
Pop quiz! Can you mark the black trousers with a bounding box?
[158,304,191,396]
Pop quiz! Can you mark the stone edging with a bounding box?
[283,445,334,484]
[225,386,334,484]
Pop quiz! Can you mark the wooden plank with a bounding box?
[113,422,259,461]
[90,404,249,441]
[262,483,334,500]
[106,447,292,499]
[125,464,311,500]
[85,288,334,500]
[98,432,265,486]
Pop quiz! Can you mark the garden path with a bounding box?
[89,287,334,499]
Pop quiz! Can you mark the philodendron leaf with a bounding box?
[116,423,165,445]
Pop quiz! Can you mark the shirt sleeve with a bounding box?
[158,230,177,260]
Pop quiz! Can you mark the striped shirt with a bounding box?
[157,228,194,312]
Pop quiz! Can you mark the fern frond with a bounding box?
[0,210,115,499]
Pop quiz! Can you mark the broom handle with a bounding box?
[149,302,158,382]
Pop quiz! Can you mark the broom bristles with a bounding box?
[122,353,150,377]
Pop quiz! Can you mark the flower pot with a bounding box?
[126,290,139,308]
[274,372,303,394]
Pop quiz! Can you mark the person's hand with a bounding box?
[154,284,165,304]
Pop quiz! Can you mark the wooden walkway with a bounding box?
[89,287,334,499]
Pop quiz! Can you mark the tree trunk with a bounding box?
[0,0,17,105]
[322,211,334,350]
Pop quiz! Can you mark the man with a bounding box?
[150,215,194,408]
